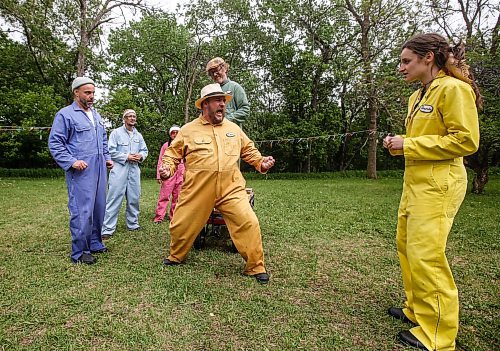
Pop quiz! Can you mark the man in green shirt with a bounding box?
[206,57,250,126]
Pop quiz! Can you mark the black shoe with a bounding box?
[129,226,142,231]
[398,330,428,350]
[388,307,416,325]
[71,253,97,265]
[90,247,109,254]
[253,272,270,284]
[163,258,180,266]
[101,234,111,240]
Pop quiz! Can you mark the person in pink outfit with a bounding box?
[153,125,185,224]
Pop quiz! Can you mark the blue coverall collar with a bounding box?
[71,100,93,113]
[121,125,136,134]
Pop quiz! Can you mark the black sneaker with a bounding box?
[90,247,109,254]
[254,272,270,284]
[71,253,97,265]
[128,226,142,231]
[398,330,428,350]
[388,307,416,325]
[163,258,180,266]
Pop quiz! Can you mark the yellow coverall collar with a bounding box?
[423,70,446,91]
[199,114,227,126]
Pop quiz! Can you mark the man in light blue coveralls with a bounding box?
[101,109,148,239]
[48,77,113,264]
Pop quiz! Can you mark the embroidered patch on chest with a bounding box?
[226,132,236,137]
[419,105,434,113]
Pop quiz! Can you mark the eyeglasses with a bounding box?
[208,64,225,77]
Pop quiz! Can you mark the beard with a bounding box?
[79,97,93,109]
[207,106,225,124]
[125,120,136,129]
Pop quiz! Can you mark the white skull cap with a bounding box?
[71,77,95,90]
[169,125,181,134]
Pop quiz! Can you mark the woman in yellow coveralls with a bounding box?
[159,84,275,284]
[384,33,482,350]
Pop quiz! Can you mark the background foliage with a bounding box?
[0,0,498,188]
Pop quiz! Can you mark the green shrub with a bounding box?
[1,167,498,180]
[0,167,64,178]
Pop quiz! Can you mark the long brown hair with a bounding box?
[402,33,483,109]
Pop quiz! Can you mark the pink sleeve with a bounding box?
[177,162,185,176]
[156,142,169,179]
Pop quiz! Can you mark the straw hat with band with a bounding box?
[195,84,232,109]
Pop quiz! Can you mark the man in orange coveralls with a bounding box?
[159,83,275,284]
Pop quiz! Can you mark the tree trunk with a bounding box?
[337,81,356,171]
[184,70,197,123]
[366,93,377,179]
[77,0,88,76]
[360,14,377,179]
[338,88,348,171]
[307,140,311,173]
[184,46,202,123]
[467,144,491,194]
[344,0,378,178]
[472,166,489,194]
[311,68,322,113]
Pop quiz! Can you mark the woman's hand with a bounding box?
[383,136,404,150]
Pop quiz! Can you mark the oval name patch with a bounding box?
[226,132,236,137]
[419,105,433,113]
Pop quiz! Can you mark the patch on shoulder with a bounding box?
[419,104,434,113]
[226,132,236,137]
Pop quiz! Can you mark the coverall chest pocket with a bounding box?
[75,124,94,142]
[224,137,239,156]
[131,138,140,152]
[410,108,440,135]
[117,139,130,153]
[193,136,213,155]
[413,106,437,120]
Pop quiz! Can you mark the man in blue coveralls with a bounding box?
[48,77,113,264]
[101,109,148,239]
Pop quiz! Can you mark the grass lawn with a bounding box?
[0,176,498,350]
